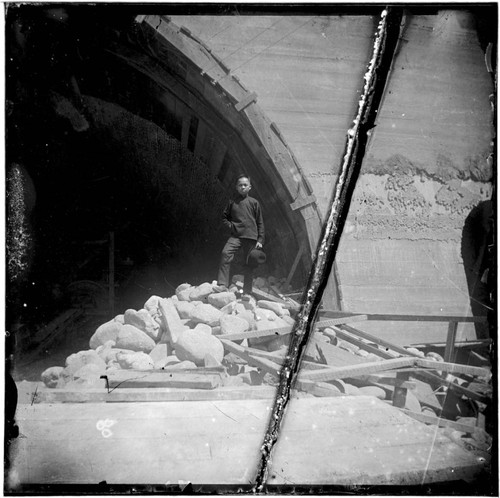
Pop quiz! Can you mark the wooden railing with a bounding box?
[320,311,489,365]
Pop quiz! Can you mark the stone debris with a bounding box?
[38,278,492,443]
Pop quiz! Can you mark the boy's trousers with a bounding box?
[217,237,256,293]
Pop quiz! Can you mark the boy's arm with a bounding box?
[222,201,233,230]
[255,201,265,245]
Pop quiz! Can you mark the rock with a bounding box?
[116,351,155,370]
[235,309,256,329]
[177,288,193,301]
[257,300,286,316]
[158,298,187,344]
[193,323,213,335]
[175,329,224,366]
[164,360,197,370]
[234,303,247,314]
[220,301,237,315]
[254,277,267,289]
[189,303,222,327]
[173,300,198,319]
[204,353,221,367]
[89,320,123,349]
[405,390,422,412]
[238,370,265,386]
[422,407,438,417]
[265,336,290,351]
[114,314,125,324]
[220,314,249,336]
[73,363,106,380]
[176,283,192,294]
[241,296,257,311]
[356,349,370,357]
[344,383,361,395]
[322,327,336,340]
[208,291,237,309]
[115,324,156,353]
[358,386,387,399]
[41,366,64,388]
[281,315,296,326]
[426,352,444,362]
[189,282,214,302]
[144,295,162,313]
[255,308,278,321]
[65,350,107,375]
[406,347,425,358]
[124,309,161,341]
[337,340,360,354]
[212,326,222,336]
[99,348,136,364]
[149,343,172,368]
[164,355,181,367]
[231,274,244,284]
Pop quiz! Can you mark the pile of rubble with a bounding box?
[40,277,297,390]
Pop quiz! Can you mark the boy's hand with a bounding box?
[255,242,263,249]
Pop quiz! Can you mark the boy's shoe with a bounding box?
[213,284,229,293]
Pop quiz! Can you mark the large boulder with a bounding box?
[193,323,213,335]
[89,320,123,349]
[220,314,249,336]
[173,300,198,319]
[99,347,136,364]
[65,349,107,375]
[116,351,155,370]
[115,324,156,353]
[255,308,279,321]
[189,303,222,327]
[144,295,162,314]
[175,329,224,366]
[235,309,256,329]
[41,366,64,388]
[189,282,214,302]
[158,298,188,344]
[207,292,237,309]
[124,308,161,341]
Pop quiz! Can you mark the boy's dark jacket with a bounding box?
[223,195,265,244]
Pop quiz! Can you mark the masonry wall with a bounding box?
[171,12,494,343]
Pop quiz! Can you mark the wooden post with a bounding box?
[283,243,305,290]
[109,231,115,317]
[392,371,410,408]
[444,321,458,363]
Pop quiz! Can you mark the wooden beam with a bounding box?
[103,371,223,390]
[444,321,458,363]
[392,371,410,408]
[321,311,488,323]
[299,358,418,383]
[234,91,257,112]
[399,409,486,435]
[324,327,395,359]
[220,339,282,376]
[19,386,278,404]
[290,194,317,211]
[283,244,305,290]
[415,358,490,378]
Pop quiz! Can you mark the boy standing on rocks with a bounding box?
[214,174,265,296]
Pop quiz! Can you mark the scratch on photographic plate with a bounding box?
[253,8,403,491]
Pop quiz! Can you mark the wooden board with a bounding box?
[104,370,223,389]
[8,396,487,487]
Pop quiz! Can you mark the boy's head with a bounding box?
[235,174,252,197]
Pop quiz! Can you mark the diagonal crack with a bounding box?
[253,7,404,492]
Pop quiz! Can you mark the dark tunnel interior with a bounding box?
[5,5,308,337]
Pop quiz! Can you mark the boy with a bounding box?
[214,174,265,295]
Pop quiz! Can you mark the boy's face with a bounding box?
[236,177,251,197]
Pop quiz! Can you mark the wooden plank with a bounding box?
[314,340,367,367]
[220,339,281,376]
[444,321,458,363]
[322,310,488,323]
[220,317,367,342]
[290,194,317,211]
[19,386,277,404]
[299,358,417,383]
[415,358,490,378]
[392,371,410,408]
[283,244,306,289]
[234,91,257,112]
[104,371,223,389]
[399,409,484,433]
[364,375,416,390]
[324,327,395,359]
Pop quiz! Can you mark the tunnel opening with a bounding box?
[6,6,315,349]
